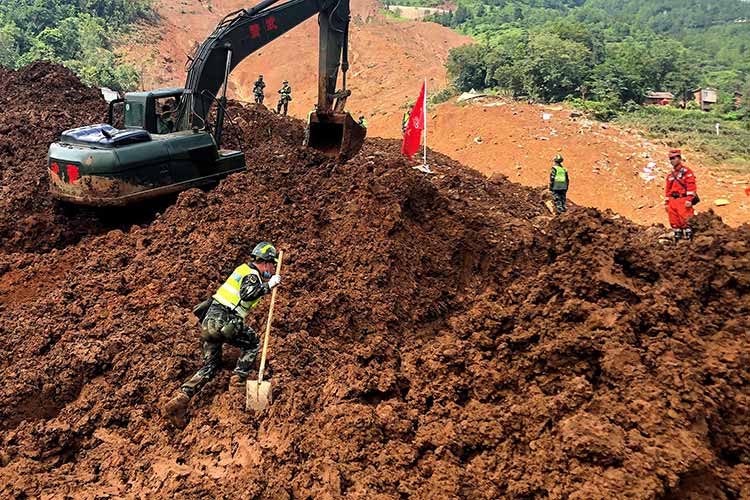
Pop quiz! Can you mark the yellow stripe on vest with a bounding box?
[213,264,262,318]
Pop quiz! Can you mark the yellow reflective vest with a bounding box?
[212,264,263,318]
[551,165,568,190]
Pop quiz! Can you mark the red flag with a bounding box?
[401,82,426,160]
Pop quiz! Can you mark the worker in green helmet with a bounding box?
[164,242,282,427]
[549,154,569,214]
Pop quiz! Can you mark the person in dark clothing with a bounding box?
[253,75,266,104]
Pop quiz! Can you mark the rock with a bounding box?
[693,235,715,248]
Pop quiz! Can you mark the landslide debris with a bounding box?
[0,65,748,499]
[0,62,108,254]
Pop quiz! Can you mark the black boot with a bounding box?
[684,228,693,241]
[673,229,683,241]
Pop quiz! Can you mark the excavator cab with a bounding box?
[110,88,184,134]
[48,0,364,206]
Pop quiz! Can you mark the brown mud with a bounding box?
[0,65,749,499]
[0,62,110,254]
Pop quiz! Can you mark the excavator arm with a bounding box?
[177,0,365,159]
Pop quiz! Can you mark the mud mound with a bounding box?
[0,62,108,254]
[1,96,749,499]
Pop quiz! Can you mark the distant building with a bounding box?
[644,92,674,106]
[692,88,718,111]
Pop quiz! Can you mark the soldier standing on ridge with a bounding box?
[549,154,569,214]
[276,80,292,115]
[253,75,266,105]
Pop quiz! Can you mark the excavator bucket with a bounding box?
[307,112,366,161]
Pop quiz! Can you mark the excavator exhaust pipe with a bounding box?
[307,112,366,162]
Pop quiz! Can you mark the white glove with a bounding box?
[268,274,282,289]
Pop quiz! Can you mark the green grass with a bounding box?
[379,8,410,21]
[614,106,750,173]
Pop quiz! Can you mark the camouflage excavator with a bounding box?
[47,0,366,206]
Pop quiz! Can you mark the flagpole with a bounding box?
[423,77,427,168]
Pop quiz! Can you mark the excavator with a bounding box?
[47,0,366,206]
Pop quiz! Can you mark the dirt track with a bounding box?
[1,64,750,499]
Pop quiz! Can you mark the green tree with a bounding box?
[0,23,21,69]
[453,4,471,24]
[519,32,590,101]
[0,0,151,88]
[447,44,487,91]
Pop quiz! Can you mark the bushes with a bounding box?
[430,86,460,105]
[446,30,698,105]
[432,0,749,107]
[615,106,750,166]
[567,98,619,121]
[0,1,152,91]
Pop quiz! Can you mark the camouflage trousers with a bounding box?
[552,190,567,214]
[180,302,260,398]
[277,98,290,115]
[254,92,264,104]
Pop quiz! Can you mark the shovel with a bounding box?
[246,250,283,411]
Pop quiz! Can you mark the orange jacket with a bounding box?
[665,164,697,203]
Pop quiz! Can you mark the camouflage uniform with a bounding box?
[276,83,292,115]
[253,77,266,104]
[179,266,271,398]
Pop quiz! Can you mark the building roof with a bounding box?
[645,92,674,99]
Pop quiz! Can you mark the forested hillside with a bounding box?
[422,0,750,108]
[0,0,153,90]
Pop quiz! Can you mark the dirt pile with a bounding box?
[1,68,749,499]
[0,61,108,254]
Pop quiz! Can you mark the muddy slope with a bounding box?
[0,67,749,499]
[0,62,109,254]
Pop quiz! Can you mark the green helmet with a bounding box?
[554,154,564,164]
[251,242,278,263]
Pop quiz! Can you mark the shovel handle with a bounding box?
[257,250,283,383]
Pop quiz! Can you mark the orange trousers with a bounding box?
[666,197,694,229]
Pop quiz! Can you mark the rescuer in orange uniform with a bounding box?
[664,149,697,241]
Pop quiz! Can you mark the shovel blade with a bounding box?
[246,380,272,411]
